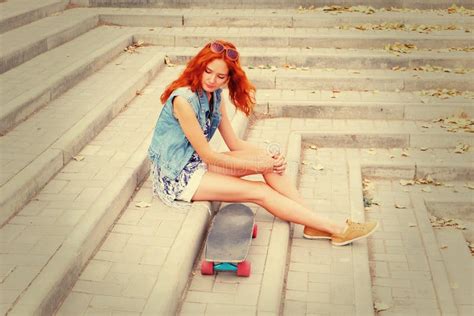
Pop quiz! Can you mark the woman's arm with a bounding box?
[173,96,277,173]
[218,98,259,151]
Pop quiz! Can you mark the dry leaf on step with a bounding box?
[395,203,407,209]
[72,155,85,161]
[400,179,415,186]
[312,164,324,171]
[135,201,151,208]
[374,301,390,312]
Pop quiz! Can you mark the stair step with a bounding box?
[0,9,98,73]
[0,46,166,227]
[254,89,474,120]
[0,26,134,135]
[0,0,68,34]
[164,46,474,69]
[246,68,473,91]
[93,7,474,28]
[434,229,473,310]
[55,85,246,316]
[135,26,473,49]
[2,68,175,316]
[87,0,474,10]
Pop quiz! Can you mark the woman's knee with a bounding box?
[249,181,273,204]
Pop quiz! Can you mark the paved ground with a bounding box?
[0,2,472,315]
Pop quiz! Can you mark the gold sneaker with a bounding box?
[303,226,332,240]
[331,219,379,246]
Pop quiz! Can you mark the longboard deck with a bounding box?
[205,204,254,263]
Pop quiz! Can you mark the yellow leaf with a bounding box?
[395,203,407,209]
[420,147,429,151]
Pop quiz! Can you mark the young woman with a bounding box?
[148,40,378,246]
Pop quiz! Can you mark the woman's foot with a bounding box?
[331,219,379,246]
[303,226,332,240]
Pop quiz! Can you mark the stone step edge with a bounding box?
[0,14,98,74]
[290,132,375,315]
[163,46,474,67]
[142,108,249,315]
[433,228,473,305]
[361,161,473,181]
[0,0,69,34]
[247,72,472,92]
[410,195,459,314]
[0,31,134,135]
[9,134,153,316]
[254,101,474,121]
[0,52,166,227]
[79,0,474,10]
[296,131,472,149]
[91,7,474,28]
[134,27,473,42]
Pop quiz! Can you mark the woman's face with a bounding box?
[201,59,229,94]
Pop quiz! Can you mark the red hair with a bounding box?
[160,40,256,116]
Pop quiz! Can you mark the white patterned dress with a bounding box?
[151,118,210,209]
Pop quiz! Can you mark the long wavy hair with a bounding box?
[160,40,256,116]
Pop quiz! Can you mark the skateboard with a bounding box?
[201,203,257,277]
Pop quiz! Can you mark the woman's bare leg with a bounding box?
[211,150,305,205]
[192,172,345,235]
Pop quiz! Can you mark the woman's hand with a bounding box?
[257,153,287,174]
[271,153,287,175]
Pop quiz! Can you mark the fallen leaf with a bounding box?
[309,145,318,150]
[422,187,432,192]
[374,301,391,312]
[454,143,470,153]
[72,155,85,161]
[395,203,407,209]
[465,183,474,189]
[400,179,415,186]
[420,147,429,151]
[135,201,151,208]
[313,164,324,171]
[440,245,448,249]
[408,223,417,227]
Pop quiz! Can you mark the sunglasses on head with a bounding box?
[209,41,239,61]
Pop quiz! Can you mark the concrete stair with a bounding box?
[0,26,135,134]
[83,0,474,10]
[0,3,471,316]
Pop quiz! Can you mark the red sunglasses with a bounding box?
[209,41,239,61]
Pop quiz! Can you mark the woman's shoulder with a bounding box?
[171,87,196,100]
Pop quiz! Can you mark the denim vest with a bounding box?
[148,87,222,179]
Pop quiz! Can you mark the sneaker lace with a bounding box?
[347,220,366,231]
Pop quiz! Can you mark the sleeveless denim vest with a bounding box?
[148,87,222,179]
